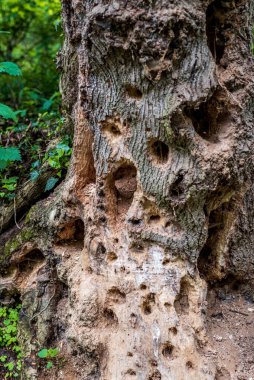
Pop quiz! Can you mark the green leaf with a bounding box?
[46,361,53,369]
[0,103,17,121]
[44,177,58,192]
[30,170,40,181]
[0,161,8,170]
[0,62,22,76]
[0,148,21,162]
[38,349,48,359]
[47,348,59,358]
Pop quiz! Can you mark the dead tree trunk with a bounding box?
[1,0,254,379]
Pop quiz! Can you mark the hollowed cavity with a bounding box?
[184,90,231,142]
[57,219,84,248]
[149,140,169,164]
[18,249,45,273]
[125,85,143,100]
[107,164,137,220]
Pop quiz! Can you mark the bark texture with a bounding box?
[1,0,254,379]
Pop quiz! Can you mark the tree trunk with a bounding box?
[1,0,254,379]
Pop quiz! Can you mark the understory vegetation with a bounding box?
[0,0,67,377]
[0,0,71,203]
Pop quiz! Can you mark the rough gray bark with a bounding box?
[0,0,254,379]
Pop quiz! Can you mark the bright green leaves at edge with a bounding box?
[0,62,22,77]
[0,62,21,122]
[37,347,60,370]
[0,305,22,379]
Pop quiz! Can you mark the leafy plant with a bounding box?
[0,305,22,379]
[37,347,60,370]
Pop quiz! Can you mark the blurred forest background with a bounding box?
[0,0,71,203]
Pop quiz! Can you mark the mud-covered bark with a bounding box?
[0,0,254,379]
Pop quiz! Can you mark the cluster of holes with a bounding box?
[149,140,170,164]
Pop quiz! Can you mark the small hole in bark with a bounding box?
[126,369,136,375]
[107,252,118,262]
[107,287,126,303]
[148,215,161,224]
[142,293,155,315]
[169,327,178,335]
[101,118,121,137]
[129,218,142,226]
[149,140,169,164]
[169,173,184,198]
[140,284,147,290]
[186,361,194,369]
[162,343,174,359]
[162,258,170,265]
[127,352,133,357]
[148,370,161,380]
[103,308,118,323]
[125,85,142,99]
[174,277,190,316]
[142,302,151,315]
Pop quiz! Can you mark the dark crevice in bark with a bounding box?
[174,277,190,316]
[206,0,231,65]
[198,195,235,281]
[184,89,230,142]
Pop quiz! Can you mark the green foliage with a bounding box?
[0,62,22,76]
[0,0,62,103]
[0,305,22,379]
[37,347,60,370]
[0,104,17,121]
